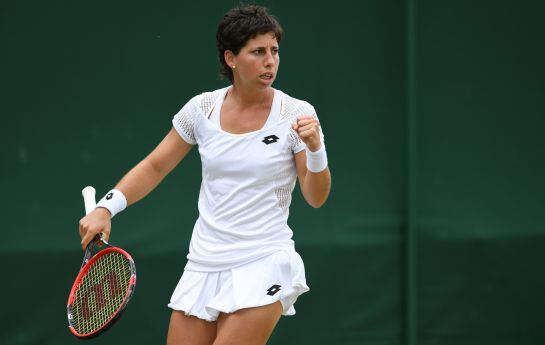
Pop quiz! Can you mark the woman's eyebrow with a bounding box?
[249,45,279,50]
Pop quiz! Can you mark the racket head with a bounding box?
[67,245,136,338]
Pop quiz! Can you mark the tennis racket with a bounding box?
[67,186,136,339]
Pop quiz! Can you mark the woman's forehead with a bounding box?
[245,32,278,47]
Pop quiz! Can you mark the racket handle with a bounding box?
[82,186,97,215]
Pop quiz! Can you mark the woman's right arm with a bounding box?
[79,127,192,249]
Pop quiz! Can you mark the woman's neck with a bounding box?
[228,83,273,107]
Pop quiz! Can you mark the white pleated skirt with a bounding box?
[168,250,309,321]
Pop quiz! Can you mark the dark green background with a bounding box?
[1,0,543,344]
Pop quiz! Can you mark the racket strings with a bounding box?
[71,252,132,335]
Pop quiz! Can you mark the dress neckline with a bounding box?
[207,86,281,137]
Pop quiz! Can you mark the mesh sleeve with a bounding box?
[172,95,202,145]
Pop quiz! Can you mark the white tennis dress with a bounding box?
[168,86,324,321]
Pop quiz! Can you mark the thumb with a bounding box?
[102,224,111,243]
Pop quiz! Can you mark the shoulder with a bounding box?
[278,89,317,122]
[184,87,227,117]
[172,88,227,145]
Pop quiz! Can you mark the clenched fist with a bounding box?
[292,115,322,152]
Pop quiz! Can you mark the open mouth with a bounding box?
[260,73,274,80]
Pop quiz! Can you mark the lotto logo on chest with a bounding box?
[262,134,279,145]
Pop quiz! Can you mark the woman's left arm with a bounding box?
[293,116,331,208]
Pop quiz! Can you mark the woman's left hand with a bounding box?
[292,115,322,152]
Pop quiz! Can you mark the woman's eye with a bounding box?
[251,48,278,55]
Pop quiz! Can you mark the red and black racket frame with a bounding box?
[67,237,136,339]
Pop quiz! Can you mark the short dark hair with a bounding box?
[216,5,283,82]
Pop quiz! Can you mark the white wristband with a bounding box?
[306,145,328,173]
[96,189,127,218]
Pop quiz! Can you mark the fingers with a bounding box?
[297,116,319,127]
[292,115,321,151]
[298,128,318,139]
[78,209,112,250]
[80,228,111,250]
[79,219,85,238]
[292,115,319,131]
[295,118,318,135]
[81,231,96,251]
[79,217,100,250]
[297,124,319,135]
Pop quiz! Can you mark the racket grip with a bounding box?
[82,186,97,215]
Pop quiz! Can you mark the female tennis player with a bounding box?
[78,5,331,345]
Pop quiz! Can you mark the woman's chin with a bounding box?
[257,77,275,87]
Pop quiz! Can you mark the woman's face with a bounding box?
[227,32,280,89]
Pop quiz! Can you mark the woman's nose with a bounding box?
[264,51,275,66]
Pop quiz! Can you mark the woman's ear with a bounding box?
[224,50,236,69]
